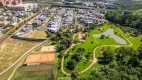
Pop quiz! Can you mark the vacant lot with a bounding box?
[13,64,55,80]
[23,53,56,65]
[24,31,47,39]
[0,38,39,72]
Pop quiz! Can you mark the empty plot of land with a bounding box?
[14,64,55,80]
[24,31,47,39]
[41,46,56,52]
[93,28,126,44]
[0,38,39,72]
[23,53,55,65]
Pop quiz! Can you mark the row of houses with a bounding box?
[0,9,33,33]
[15,13,47,36]
[62,8,73,26]
[76,9,105,26]
[15,7,53,36]
[7,3,38,11]
[47,8,74,32]
[46,7,106,32]
[47,9,62,32]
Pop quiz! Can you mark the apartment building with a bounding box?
[0,0,22,6]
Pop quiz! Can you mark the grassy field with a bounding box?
[56,58,67,79]
[129,35,142,49]
[13,64,55,80]
[0,38,39,72]
[24,31,47,39]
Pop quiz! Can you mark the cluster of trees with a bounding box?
[105,11,142,36]
[66,48,85,70]
[115,2,142,10]
[51,29,73,52]
[80,46,142,80]
[83,23,98,32]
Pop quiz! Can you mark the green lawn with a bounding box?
[129,35,142,50]
[56,57,68,79]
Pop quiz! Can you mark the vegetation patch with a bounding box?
[13,64,55,80]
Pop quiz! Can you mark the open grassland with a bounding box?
[0,38,39,72]
[24,31,47,39]
[0,59,23,80]
[13,64,55,80]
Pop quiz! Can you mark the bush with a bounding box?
[100,34,105,39]
[90,41,94,44]
[140,39,142,42]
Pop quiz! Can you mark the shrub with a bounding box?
[100,34,105,39]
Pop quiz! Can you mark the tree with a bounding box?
[103,48,116,63]
[80,46,142,80]
[72,53,82,62]
[138,45,142,59]
[105,11,142,33]
[71,71,79,80]
[100,34,105,39]
[116,47,138,64]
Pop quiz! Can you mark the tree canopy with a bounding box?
[105,11,142,34]
[80,46,142,80]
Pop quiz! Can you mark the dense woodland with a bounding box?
[105,11,142,36]
[71,46,142,80]
[50,28,73,52]
[115,2,142,10]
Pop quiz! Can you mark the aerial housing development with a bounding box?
[0,0,142,80]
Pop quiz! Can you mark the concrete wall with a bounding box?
[11,35,46,41]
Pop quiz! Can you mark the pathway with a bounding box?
[61,33,80,75]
